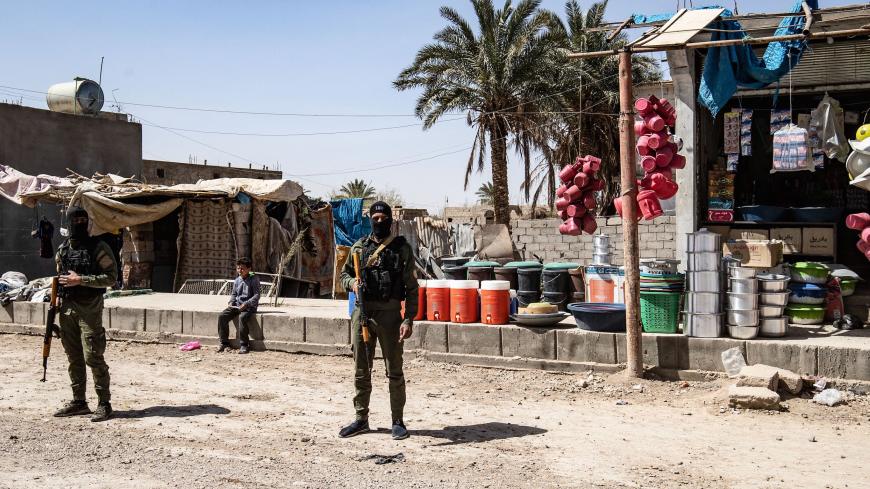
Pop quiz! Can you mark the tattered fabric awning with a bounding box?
[0,164,305,235]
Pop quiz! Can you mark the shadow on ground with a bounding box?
[405,422,547,446]
[114,404,230,419]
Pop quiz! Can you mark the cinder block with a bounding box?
[404,321,447,352]
[683,337,745,372]
[110,307,146,332]
[446,323,501,356]
[616,333,684,369]
[13,302,44,325]
[746,341,816,377]
[102,308,111,329]
[260,313,304,342]
[501,325,555,359]
[191,311,222,338]
[0,303,13,323]
[817,346,870,381]
[145,309,183,335]
[305,316,351,345]
[555,329,617,364]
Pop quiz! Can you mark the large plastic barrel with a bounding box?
[449,280,479,323]
[442,266,467,280]
[480,280,510,325]
[493,267,518,290]
[517,266,543,292]
[541,269,569,294]
[516,290,541,308]
[46,78,104,115]
[467,266,494,282]
[426,280,450,321]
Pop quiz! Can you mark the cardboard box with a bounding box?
[770,227,802,254]
[723,240,784,267]
[802,227,835,256]
[728,229,770,241]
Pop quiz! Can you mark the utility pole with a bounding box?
[618,50,642,378]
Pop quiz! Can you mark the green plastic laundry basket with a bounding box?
[640,291,682,334]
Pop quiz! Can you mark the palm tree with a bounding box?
[475,182,496,206]
[335,179,377,200]
[395,0,561,226]
[522,0,661,213]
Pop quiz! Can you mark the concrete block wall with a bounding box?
[511,217,677,264]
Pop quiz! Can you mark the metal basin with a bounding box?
[729,278,759,294]
[760,292,790,306]
[683,312,723,338]
[727,309,760,327]
[728,293,758,310]
[687,271,722,293]
[759,304,785,318]
[728,325,760,340]
[759,317,788,337]
[729,267,757,279]
[687,252,721,271]
[757,273,790,293]
[685,292,721,314]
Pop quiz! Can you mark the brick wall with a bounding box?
[511,216,676,264]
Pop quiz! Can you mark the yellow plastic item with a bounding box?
[525,302,558,314]
[857,124,870,142]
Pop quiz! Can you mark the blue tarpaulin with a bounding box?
[698,0,817,116]
[632,5,730,25]
[331,198,371,247]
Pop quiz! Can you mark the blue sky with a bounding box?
[0,0,856,212]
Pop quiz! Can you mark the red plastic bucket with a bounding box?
[637,190,663,220]
[480,281,510,325]
[449,280,479,323]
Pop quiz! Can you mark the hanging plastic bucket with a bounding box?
[413,279,427,321]
[480,280,510,325]
[426,279,450,321]
[517,266,543,291]
[493,267,518,290]
[637,190,663,220]
[450,280,480,323]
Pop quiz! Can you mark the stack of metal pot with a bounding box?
[684,229,724,337]
[756,273,790,337]
[726,267,760,339]
[591,234,612,265]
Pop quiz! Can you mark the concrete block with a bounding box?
[13,302,44,325]
[683,337,746,372]
[773,367,804,395]
[0,303,13,323]
[446,323,501,356]
[110,307,146,332]
[404,321,447,352]
[817,346,870,382]
[260,313,304,342]
[555,329,617,364]
[305,316,351,345]
[102,308,111,329]
[501,325,555,359]
[616,333,683,369]
[191,311,222,338]
[728,385,780,410]
[247,314,264,341]
[737,364,779,391]
[745,341,816,377]
[145,309,183,335]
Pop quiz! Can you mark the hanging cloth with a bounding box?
[30,218,55,259]
[698,0,818,116]
[811,94,850,162]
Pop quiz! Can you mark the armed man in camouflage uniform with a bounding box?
[52,206,118,422]
[338,201,418,440]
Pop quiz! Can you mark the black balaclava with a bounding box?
[369,201,393,240]
[67,205,90,240]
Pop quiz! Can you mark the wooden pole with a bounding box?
[618,50,643,379]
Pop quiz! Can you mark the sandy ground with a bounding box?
[1,334,868,489]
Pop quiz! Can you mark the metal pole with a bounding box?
[618,50,643,378]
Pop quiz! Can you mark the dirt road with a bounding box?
[0,333,868,489]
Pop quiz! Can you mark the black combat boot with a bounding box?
[391,420,409,440]
[238,344,250,354]
[90,402,113,422]
[53,400,91,417]
[338,418,370,438]
[217,343,230,353]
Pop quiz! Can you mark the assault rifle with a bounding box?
[41,277,60,382]
[352,252,372,374]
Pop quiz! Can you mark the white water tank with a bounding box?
[46,78,104,115]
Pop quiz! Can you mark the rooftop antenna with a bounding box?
[98,57,104,85]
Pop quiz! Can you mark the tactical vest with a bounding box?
[59,238,106,299]
[361,236,407,302]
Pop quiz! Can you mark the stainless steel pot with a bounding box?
[685,292,721,314]
[593,234,610,248]
[759,317,788,337]
[728,325,759,339]
[686,228,721,253]
[729,267,757,279]
[760,292,790,306]
[727,292,759,310]
[729,278,759,294]
[593,245,610,254]
[687,252,720,271]
[759,304,785,318]
[687,271,722,292]
[727,309,759,327]
[757,273,790,293]
[683,312,723,338]
[591,253,612,265]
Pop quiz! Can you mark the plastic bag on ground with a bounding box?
[813,388,843,407]
[180,341,201,352]
[721,347,747,378]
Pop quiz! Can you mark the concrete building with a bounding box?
[0,103,142,280]
[142,159,281,185]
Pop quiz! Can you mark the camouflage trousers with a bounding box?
[352,305,405,422]
[59,296,110,404]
